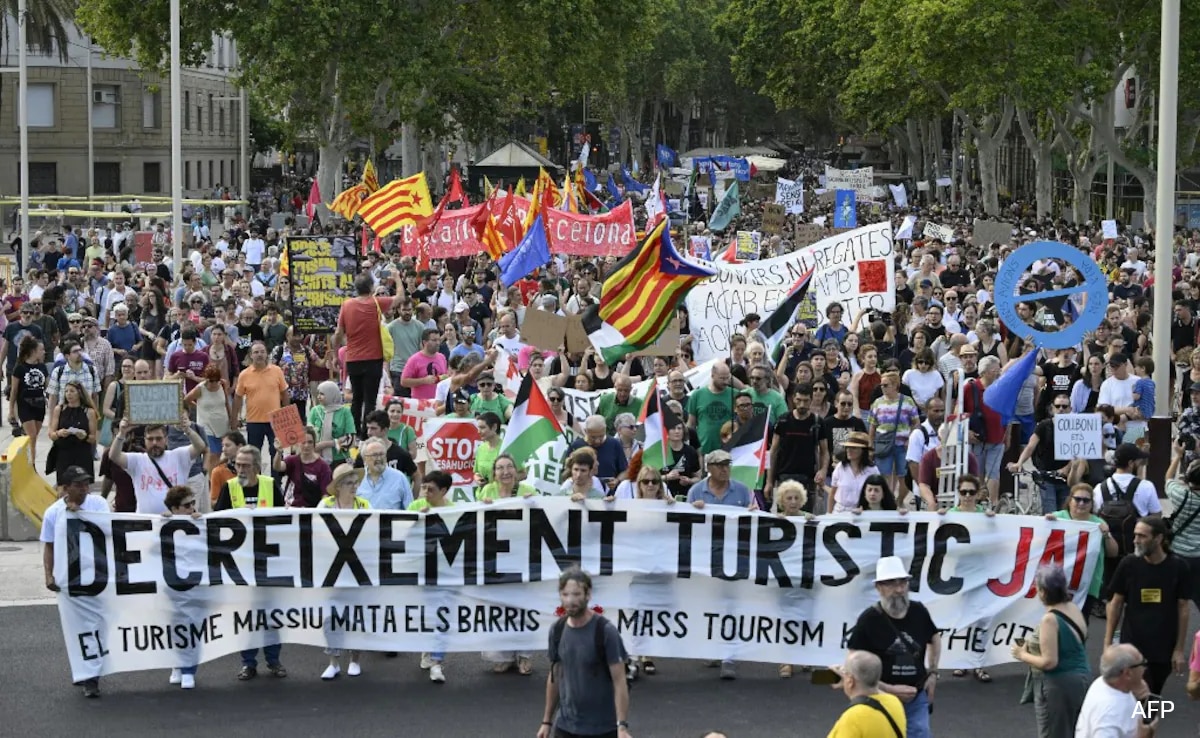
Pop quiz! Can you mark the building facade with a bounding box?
[0,23,243,199]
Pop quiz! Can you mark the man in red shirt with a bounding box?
[333,273,395,437]
[963,354,1007,507]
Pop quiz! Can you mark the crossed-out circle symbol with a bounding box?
[993,241,1109,350]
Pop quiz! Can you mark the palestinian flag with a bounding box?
[499,373,564,469]
[723,413,769,489]
[761,267,815,354]
[638,389,679,470]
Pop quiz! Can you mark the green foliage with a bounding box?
[1,0,76,61]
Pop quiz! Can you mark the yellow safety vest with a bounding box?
[227,476,275,508]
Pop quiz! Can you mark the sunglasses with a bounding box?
[1071,496,1093,504]
[548,396,563,402]
[813,386,827,391]
[735,404,753,410]
[68,318,80,323]
[639,479,661,485]
[958,488,978,496]
[838,401,853,407]
[477,382,494,387]
[1054,404,1070,410]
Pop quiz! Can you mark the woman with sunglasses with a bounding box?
[625,465,675,676]
[545,387,582,438]
[938,474,996,682]
[1010,564,1091,738]
[161,485,204,689]
[1043,482,1118,623]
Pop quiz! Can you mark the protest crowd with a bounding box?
[15,149,1200,738]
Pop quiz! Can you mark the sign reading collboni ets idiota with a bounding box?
[287,236,360,334]
[54,500,1098,681]
[687,222,896,360]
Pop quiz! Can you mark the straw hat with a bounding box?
[843,431,871,449]
[326,464,364,496]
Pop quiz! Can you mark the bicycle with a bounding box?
[992,469,1056,516]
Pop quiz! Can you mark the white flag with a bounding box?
[645,173,665,224]
[889,183,908,208]
[578,142,591,169]
[895,215,917,240]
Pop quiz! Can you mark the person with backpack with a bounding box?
[1165,447,1200,615]
[538,567,632,738]
[826,651,906,737]
[47,339,101,410]
[1091,444,1163,596]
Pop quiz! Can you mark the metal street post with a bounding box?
[18,0,29,270]
[170,0,183,272]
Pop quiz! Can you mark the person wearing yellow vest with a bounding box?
[214,445,275,510]
[212,445,286,682]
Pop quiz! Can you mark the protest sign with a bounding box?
[689,235,713,259]
[995,242,1109,350]
[793,223,826,248]
[973,219,1013,247]
[936,177,953,187]
[692,156,752,181]
[923,222,955,243]
[422,417,482,502]
[565,315,592,354]
[521,309,568,352]
[53,503,1100,681]
[774,178,805,215]
[833,191,857,228]
[123,381,184,425]
[1101,220,1119,240]
[1054,413,1103,460]
[749,182,776,200]
[401,200,637,259]
[686,222,896,360]
[269,405,306,449]
[761,204,786,235]
[133,232,154,264]
[823,166,874,197]
[381,396,440,461]
[287,236,358,335]
[917,181,931,192]
[735,231,761,261]
[895,216,917,241]
[631,318,680,357]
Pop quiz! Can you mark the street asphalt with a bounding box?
[0,604,1196,737]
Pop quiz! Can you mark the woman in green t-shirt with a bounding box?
[938,473,996,682]
[476,454,537,502]
[384,400,418,457]
[1045,482,1118,622]
[473,412,503,486]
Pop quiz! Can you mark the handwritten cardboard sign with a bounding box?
[761,203,786,235]
[124,380,185,425]
[521,309,568,352]
[793,223,826,248]
[270,404,307,448]
[565,315,592,354]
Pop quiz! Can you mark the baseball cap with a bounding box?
[1108,353,1129,366]
[59,465,93,484]
[1113,443,1149,468]
[454,301,470,313]
[705,449,732,465]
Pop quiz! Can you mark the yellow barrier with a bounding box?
[6,436,58,529]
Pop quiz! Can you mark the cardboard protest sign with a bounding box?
[761,204,786,235]
[824,166,874,197]
[124,381,184,425]
[923,222,955,243]
[565,315,592,354]
[972,219,1013,247]
[631,318,680,357]
[1054,413,1103,460]
[521,309,568,352]
[774,178,805,215]
[794,223,826,248]
[1101,220,1119,240]
[269,405,306,449]
[287,236,359,335]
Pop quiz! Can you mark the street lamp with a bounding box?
[215,83,249,210]
[169,0,182,270]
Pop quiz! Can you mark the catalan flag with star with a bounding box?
[328,159,382,220]
[581,217,717,364]
[357,172,434,238]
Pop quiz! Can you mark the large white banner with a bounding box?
[686,222,896,360]
[824,166,874,197]
[53,503,1099,680]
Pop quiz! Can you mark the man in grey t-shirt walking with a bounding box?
[538,568,632,738]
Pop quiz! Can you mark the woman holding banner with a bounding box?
[162,485,204,690]
[318,464,368,679]
[829,432,877,514]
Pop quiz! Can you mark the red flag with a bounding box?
[373,236,383,253]
[497,186,523,249]
[305,179,321,220]
[361,228,369,254]
[447,167,468,207]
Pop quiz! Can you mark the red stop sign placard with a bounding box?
[422,418,481,486]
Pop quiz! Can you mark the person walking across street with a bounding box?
[827,651,906,738]
[846,555,941,738]
[538,567,632,738]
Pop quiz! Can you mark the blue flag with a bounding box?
[983,349,1038,427]
[606,173,622,199]
[833,190,857,228]
[656,144,678,169]
[583,168,598,193]
[622,168,649,194]
[499,214,552,288]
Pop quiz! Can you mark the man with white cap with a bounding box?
[846,555,941,738]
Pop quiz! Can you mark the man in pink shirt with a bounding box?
[166,327,210,393]
[400,329,447,401]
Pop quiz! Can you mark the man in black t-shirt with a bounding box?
[1104,516,1191,696]
[847,556,940,738]
[767,383,825,512]
[1007,394,1083,513]
[821,390,867,461]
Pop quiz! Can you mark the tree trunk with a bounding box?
[401,122,422,178]
[932,117,946,204]
[960,102,1015,216]
[1015,106,1057,218]
[906,119,923,182]
[679,104,691,154]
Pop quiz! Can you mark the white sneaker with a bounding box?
[180,674,195,690]
[321,664,340,681]
[429,664,445,683]
[347,661,361,677]
[419,653,434,670]
[169,668,182,684]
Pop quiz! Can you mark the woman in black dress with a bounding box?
[8,336,47,459]
[48,380,97,482]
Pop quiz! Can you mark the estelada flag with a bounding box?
[358,172,435,238]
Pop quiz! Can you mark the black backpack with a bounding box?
[1099,477,1140,555]
[550,614,637,689]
